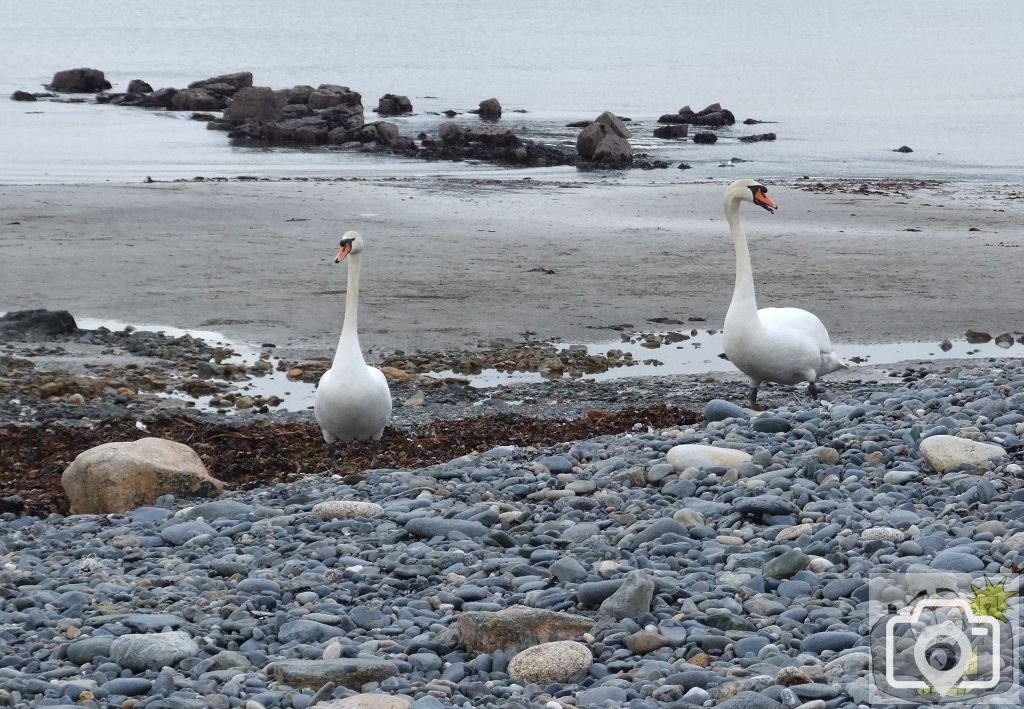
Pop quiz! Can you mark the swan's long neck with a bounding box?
[725,196,759,323]
[336,252,364,363]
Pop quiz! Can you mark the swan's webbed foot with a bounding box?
[808,381,820,401]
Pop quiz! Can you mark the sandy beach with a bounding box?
[1,178,1021,358]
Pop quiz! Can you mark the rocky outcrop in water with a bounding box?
[475,97,502,120]
[0,309,78,340]
[47,67,111,92]
[576,111,632,169]
[658,102,735,127]
[738,132,777,143]
[376,93,412,115]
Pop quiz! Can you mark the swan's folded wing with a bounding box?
[759,306,835,351]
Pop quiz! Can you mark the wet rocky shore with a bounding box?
[5,310,1024,708]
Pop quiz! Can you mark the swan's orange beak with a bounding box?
[754,189,777,213]
[335,241,353,263]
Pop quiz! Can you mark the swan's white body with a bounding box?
[314,232,392,452]
[722,179,846,404]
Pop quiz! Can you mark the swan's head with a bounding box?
[335,230,364,263]
[727,178,777,213]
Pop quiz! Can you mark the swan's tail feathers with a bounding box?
[821,350,850,374]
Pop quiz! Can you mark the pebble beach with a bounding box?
[3,352,1024,708]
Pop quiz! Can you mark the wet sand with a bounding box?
[1,177,1021,358]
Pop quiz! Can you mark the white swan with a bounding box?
[722,179,847,408]
[314,230,392,469]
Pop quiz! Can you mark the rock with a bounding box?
[734,495,800,518]
[776,667,812,686]
[406,517,489,540]
[376,94,412,115]
[919,435,1005,472]
[995,332,1014,348]
[653,124,688,139]
[127,79,153,94]
[667,444,751,471]
[763,549,810,579]
[592,134,632,167]
[477,98,502,120]
[893,145,913,153]
[752,418,791,436]
[507,640,592,684]
[61,437,224,515]
[66,636,115,665]
[48,67,111,92]
[223,87,287,124]
[965,329,992,343]
[170,88,227,112]
[704,399,750,422]
[594,110,629,138]
[403,391,426,407]
[799,631,861,654]
[598,570,654,620]
[931,551,985,572]
[109,631,199,670]
[438,122,465,143]
[11,91,37,102]
[312,501,383,520]
[692,132,718,144]
[457,606,593,653]
[307,84,362,110]
[139,87,178,109]
[861,526,904,542]
[268,659,398,690]
[677,162,692,169]
[624,630,669,654]
[315,696,412,709]
[188,72,253,91]
[100,678,153,696]
[716,692,785,709]
[739,132,777,143]
[0,309,77,339]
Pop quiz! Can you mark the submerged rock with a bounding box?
[48,67,111,92]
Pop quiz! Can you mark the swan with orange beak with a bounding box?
[314,230,393,469]
[721,179,847,408]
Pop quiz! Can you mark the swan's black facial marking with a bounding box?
[335,237,355,263]
[750,184,777,213]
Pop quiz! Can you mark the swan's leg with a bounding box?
[327,441,340,472]
[747,381,760,410]
[808,381,820,400]
[369,439,379,469]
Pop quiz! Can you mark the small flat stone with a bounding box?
[667,444,751,471]
[268,659,399,690]
[313,500,384,520]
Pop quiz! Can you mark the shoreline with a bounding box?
[2,177,1022,360]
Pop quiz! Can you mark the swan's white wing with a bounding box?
[760,306,848,374]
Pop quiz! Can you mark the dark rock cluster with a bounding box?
[658,103,736,127]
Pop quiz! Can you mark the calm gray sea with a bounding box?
[1,0,1021,184]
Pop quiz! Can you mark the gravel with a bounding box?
[4,357,1024,706]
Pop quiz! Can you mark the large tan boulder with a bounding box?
[62,438,223,514]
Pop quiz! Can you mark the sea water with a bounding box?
[1,0,1021,184]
